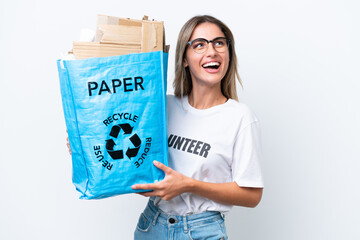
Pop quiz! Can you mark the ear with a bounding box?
[183,58,189,67]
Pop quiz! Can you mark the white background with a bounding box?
[1,0,359,239]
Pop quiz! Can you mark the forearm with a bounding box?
[184,177,263,207]
[132,161,263,207]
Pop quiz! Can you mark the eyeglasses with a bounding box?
[187,37,230,54]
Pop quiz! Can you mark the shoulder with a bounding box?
[225,99,259,126]
[166,94,182,109]
[166,94,177,103]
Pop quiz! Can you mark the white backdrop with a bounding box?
[1,0,359,239]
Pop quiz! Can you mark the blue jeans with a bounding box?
[134,200,228,240]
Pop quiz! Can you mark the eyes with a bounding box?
[187,37,229,54]
[193,39,225,48]
[193,41,206,49]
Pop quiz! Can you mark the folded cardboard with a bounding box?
[72,15,167,59]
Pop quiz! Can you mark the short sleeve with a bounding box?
[231,121,264,188]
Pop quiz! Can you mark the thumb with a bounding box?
[153,160,172,174]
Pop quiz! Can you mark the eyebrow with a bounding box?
[189,36,226,41]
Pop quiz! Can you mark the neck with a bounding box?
[188,84,227,109]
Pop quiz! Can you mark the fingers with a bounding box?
[136,192,148,197]
[132,183,156,190]
[153,160,172,174]
[66,135,71,155]
[136,191,173,201]
[136,191,155,197]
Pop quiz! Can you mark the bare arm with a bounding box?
[132,161,263,208]
[186,179,262,207]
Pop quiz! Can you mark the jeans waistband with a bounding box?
[144,200,224,233]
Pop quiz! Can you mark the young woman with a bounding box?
[131,15,264,239]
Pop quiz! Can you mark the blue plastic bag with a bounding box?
[57,51,168,199]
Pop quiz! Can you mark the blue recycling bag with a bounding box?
[57,51,168,199]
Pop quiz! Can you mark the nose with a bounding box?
[205,42,217,56]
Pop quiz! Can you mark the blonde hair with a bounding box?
[173,15,242,100]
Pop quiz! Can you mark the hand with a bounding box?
[66,130,71,155]
[132,161,190,201]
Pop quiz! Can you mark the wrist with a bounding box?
[183,176,196,193]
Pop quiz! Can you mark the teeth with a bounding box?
[202,62,220,67]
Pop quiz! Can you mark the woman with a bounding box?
[131,15,264,239]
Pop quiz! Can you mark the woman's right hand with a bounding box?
[66,130,71,155]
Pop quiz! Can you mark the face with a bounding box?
[184,22,230,90]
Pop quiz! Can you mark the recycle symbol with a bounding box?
[105,123,141,160]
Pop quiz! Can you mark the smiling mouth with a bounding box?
[202,62,220,70]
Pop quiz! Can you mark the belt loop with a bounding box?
[183,216,188,233]
[152,211,160,226]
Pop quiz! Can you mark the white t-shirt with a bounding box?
[153,95,264,215]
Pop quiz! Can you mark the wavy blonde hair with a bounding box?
[173,15,242,100]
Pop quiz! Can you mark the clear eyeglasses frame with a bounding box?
[187,37,230,54]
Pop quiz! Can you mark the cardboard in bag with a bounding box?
[58,15,170,199]
[72,15,167,59]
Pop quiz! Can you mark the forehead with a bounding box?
[190,22,225,40]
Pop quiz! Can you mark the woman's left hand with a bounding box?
[131,161,190,201]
